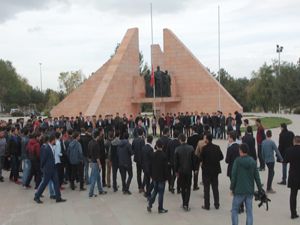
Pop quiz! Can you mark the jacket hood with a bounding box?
[69,139,78,148]
[238,156,253,170]
[111,137,121,146]
[119,139,129,147]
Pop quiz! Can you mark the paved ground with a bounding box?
[0,113,299,225]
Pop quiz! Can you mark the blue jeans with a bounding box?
[83,157,90,184]
[48,180,55,197]
[89,163,104,196]
[22,159,31,186]
[232,195,253,225]
[148,181,166,210]
[282,163,288,183]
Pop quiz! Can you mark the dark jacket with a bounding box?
[150,150,168,182]
[230,155,262,195]
[159,135,171,153]
[200,142,224,177]
[225,143,240,178]
[7,135,21,156]
[278,129,294,158]
[40,144,56,174]
[142,144,154,174]
[88,139,100,163]
[174,143,197,176]
[67,139,83,165]
[26,138,40,161]
[117,139,133,168]
[166,138,181,166]
[79,133,92,158]
[132,136,145,164]
[187,133,203,150]
[242,134,257,161]
[111,137,121,165]
[284,145,300,189]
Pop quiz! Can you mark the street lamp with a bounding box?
[39,62,43,92]
[276,45,283,76]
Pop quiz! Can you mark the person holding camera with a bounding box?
[230,144,263,225]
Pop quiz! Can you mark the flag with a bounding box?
[150,65,155,87]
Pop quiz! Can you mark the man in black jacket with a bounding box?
[132,129,145,193]
[174,134,197,211]
[284,136,300,219]
[200,133,224,210]
[226,131,240,178]
[242,126,257,161]
[187,126,203,191]
[278,123,294,185]
[147,139,168,214]
[166,130,181,194]
[142,135,154,198]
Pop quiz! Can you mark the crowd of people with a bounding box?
[0,111,299,224]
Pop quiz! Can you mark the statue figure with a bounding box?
[164,70,171,97]
[144,70,153,97]
[155,66,163,97]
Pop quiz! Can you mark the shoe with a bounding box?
[278,181,286,185]
[193,187,200,191]
[183,206,191,212]
[23,185,31,189]
[113,189,118,192]
[99,191,107,195]
[177,190,181,194]
[259,168,265,172]
[147,205,152,213]
[170,189,175,194]
[89,194,97,198]
[50,195,56,200]
[202,206,210,210]
[80,187,86,191]
[158,209,168,214]
[34,197,43,204]
[0,177,4,182]
[123,190,132,195]
[139,189,145,193]
[56,198,67,203]
[215,205,220,210]
[15,180,22,185]
[291,214,299,219]
[267,189,276,194]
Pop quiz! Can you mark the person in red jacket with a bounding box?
[25,132,42,189]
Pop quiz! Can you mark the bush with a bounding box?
[11,111,24,117]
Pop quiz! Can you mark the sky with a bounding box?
[0,0,300,91]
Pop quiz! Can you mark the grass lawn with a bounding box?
[241,117,292,132]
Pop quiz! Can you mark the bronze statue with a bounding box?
[144,70,153,97]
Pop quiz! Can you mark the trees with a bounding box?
[58,70,85,94]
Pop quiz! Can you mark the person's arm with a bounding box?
[230,160,237,191]
[225,147,230,164]
[261,143,266,161]
[219,147,224,161]
[273,141,283,161]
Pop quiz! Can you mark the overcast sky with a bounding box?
[0,0,299,91]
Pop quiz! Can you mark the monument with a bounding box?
[51,28,242,117]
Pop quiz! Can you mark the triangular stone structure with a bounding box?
[51,28,140,117]
[150,28,242,114]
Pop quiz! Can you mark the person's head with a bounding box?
[266,130,272,138]
[123,132,129,140]
[228,131,237,143]
[178,134,186,144]
[243,119,249,126]
[115,130,120,138]
[204,133,213,144]
[293,136,300,146]
[192,126,198,133]
[137,128,144,137]
[163,128,170,136]
[156,139,163,150]
[72,131,80,140]
[55,131,61,140]
[246,126,253,135]
[255,118,262,127]
[108,130,114,140]
[280,123,287,131]
[147,135,153,144]
[48,134,56,145]
[33,131,41,141]
[239,143,249,157]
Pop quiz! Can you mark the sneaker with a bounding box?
[89,194,97,198]
[267,189,276,194]
[158,209,168,214]
[193,187,200,191]
[147,206,152,213]
[80,187,87,191]
[202,206,210,211]
[99,191,107,195]
[278,181,286,185]
[183,206,191,212]
[56,198,67,203]
[50,195,56,200]
[15,180,22,185]
[0,177,4,182]
[291,214,299,219]
[34,197,43,204]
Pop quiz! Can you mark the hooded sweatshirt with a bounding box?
[67,139,83,165]
[111,137,121,164]
[230,155,262,195]
[117,139,133,168]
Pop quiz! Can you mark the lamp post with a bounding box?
[39,62,43,92]
[276,45,283,76]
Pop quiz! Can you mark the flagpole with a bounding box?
[218,5,221,111]
[150,3,156,116]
